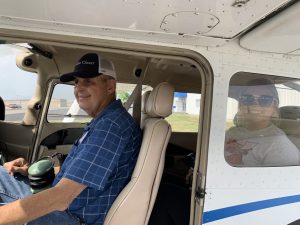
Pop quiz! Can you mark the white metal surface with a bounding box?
[240,1,300,54]
[0,0,292,46]
[200,41,300,225]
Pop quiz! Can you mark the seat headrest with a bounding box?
[279,106,300,136]
[145,82,174,118]
[141,91,151,113]
[280,106,300,119]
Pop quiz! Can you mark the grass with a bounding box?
[166,113,234,132]
[47,113,234,133]
[166,112,199,132]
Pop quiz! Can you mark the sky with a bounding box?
[0,44,180,102]
[0,44,74,101]
[0,45,36,100]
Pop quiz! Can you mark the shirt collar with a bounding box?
[87,99,122,128]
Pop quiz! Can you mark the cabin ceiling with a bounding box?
[0,0,295,48]
[29,44,202,93]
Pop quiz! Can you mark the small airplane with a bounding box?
[0,0,300,224]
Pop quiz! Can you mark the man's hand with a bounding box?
[3,158,29,176]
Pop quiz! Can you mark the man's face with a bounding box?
[74,75,115,117]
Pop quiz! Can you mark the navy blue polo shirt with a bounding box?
[53,99,141,225]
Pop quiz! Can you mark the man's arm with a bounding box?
[0,178,85,225]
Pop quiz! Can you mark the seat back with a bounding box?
[104,82,174,225]
[279,106,300,148]
[0,97,5,121]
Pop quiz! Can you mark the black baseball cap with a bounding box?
[60,53,117,82]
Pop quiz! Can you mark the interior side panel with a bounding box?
[0,121,35,160]
[36,123,85,159]
[169,132,197,152]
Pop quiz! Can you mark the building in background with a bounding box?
[173,92,187,113]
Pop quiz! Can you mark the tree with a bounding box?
[117,91,130,103]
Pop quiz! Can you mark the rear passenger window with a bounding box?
[47,82,152,123]
[0,45,36,123]
[166,92,200,132]
[225,72,300,167]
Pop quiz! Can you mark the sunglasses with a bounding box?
[239,94,276,107]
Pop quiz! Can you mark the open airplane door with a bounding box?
[0,1,299,225]
[199,2,300,224]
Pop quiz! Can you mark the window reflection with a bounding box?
[225,74,300,167]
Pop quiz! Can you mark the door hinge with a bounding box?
[195,187,206,199]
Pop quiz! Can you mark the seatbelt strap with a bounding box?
[123,81,140,111]
[124,58,150,126]
[132,82,142,126]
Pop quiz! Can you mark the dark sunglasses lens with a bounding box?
[239,95,255,105]
[239,95,274,106]
[258,95,274,106]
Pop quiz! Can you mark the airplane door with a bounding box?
[201,72,300,225]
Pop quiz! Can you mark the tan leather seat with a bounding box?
[279,106,300,148]
[140,90,151,128]
[104,82,174,225]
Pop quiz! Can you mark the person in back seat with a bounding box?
[0,53,141,225]
[225,78,300,166]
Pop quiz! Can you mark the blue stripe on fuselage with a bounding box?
[203,194,300,223]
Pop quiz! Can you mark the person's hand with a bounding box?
[3,158,29,176]
[225,139,243,166]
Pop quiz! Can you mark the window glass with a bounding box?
[166,92,200,132]
[47,83,201,132]
[47,82,151,123]
[0,45,36,123]
[225,73,300,167]
[47,83,90,123]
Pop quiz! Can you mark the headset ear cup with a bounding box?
[29,167,55,189]
[28,159,55,193]
[29,178,53,188]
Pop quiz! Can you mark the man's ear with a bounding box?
[107,79,116,95]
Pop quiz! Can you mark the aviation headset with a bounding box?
[28,153,67,193]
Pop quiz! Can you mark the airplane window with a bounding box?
[0,45,36,123]
[225,73,300,167]
[166,92,200,132]
[47,82,152,123]
[47,83,91,123]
